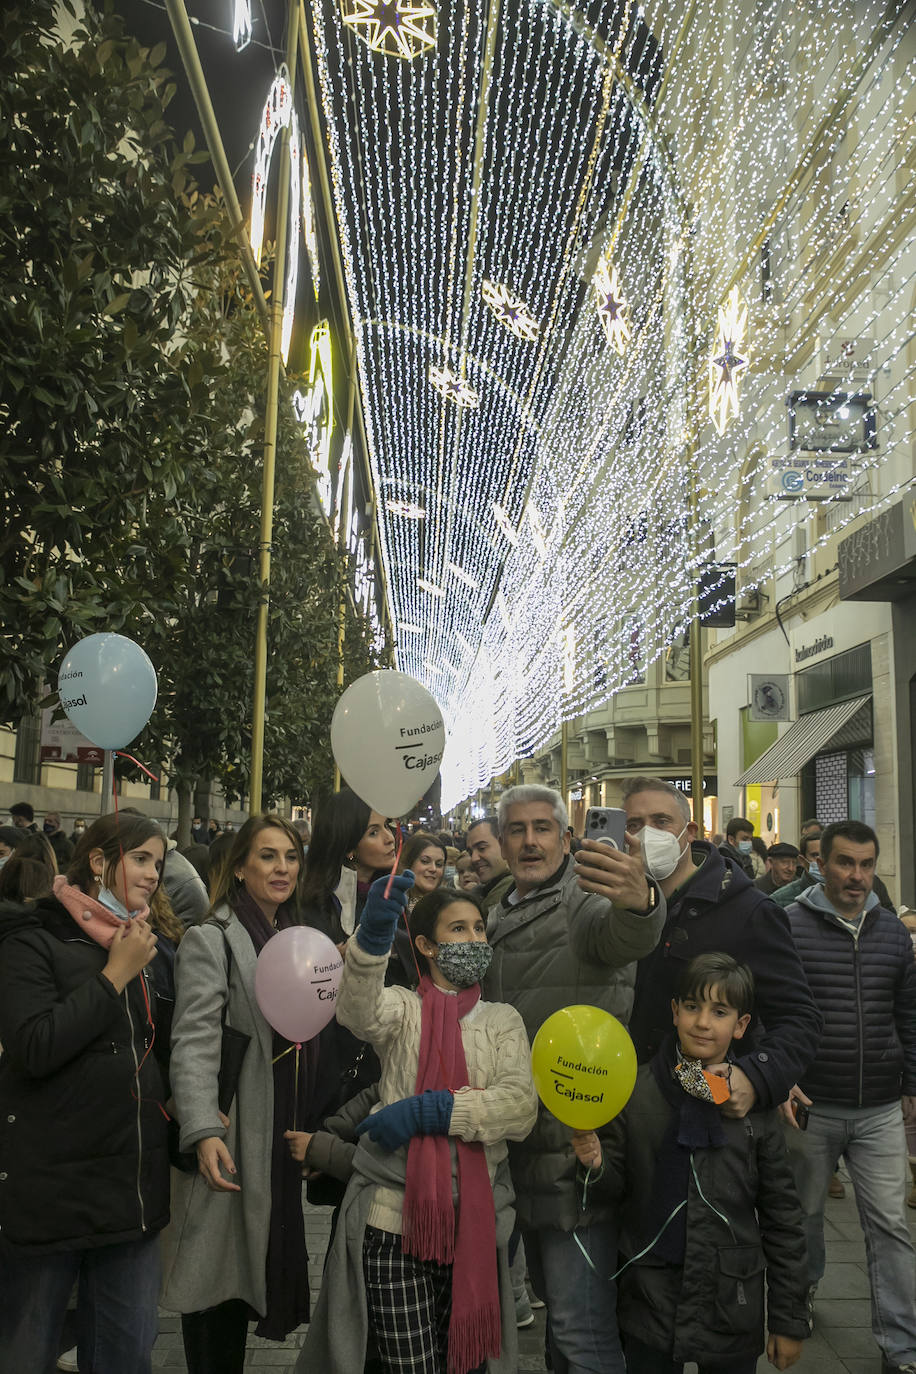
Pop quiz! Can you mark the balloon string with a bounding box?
[382,823,404,899]
[293,1044,301,1132]
[113,750,159,782]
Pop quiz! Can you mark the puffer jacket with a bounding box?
[786,888,916,1106]
[629,842,822,1109]
[595,1056,808,1362]
[0,897,169,1251]
[482,855,665,1230]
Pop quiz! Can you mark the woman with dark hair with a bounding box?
[0,812,169,1373]
[0,829,57,902]
[398,831,447,910]
[300,788,396,946]
[162,813,337,1374]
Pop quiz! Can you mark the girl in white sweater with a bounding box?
[298,875,538,1374]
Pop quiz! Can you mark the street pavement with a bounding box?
[54,1158,916,1370]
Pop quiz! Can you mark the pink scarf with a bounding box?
[402,976,500,1374]
[53,873,150,949]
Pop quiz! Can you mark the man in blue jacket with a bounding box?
[625,777,822,1118]
[784,819,916,1374]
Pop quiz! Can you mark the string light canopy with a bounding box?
[339,0,438,60]
[708,286,749,437]
[300,0,916,807]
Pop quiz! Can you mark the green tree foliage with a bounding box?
[0,2,380,828]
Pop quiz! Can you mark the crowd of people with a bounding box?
[0,780,913,1374]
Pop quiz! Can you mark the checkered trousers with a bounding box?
[362,1225,486,1374]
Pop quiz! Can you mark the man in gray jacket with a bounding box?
[483,784,665,1374]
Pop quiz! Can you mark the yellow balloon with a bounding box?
[530,1005,637,1129]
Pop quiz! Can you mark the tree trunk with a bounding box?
[175,781,195,849]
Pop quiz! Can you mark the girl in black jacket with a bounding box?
[0,812,170,1374]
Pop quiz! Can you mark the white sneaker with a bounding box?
[56,1350,79,1373]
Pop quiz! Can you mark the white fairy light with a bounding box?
[303,0,916,806]
[301,146,321,300]
[387,499,426,518]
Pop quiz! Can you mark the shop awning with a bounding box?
[734,695,871,786]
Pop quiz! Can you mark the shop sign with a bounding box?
[749,674,790,721]
[658,775,718,796]
[770,455,852,500]
[794,635,834,664]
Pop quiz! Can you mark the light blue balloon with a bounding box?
[58,633,158,751]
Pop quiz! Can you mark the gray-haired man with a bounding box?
[483,784,665,1374]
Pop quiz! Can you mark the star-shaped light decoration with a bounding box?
[592,255,631,355]
[481,280,540,342]
[386,499,426,518]
[340,0,437,60]
[708,286,750,436]
[429,364,479,408]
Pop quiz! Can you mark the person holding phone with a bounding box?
[0,813,170,1374]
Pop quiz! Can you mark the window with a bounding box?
[797,642,871,714]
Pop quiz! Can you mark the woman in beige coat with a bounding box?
[161,814,336,1373]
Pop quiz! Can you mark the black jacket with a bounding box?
[629,843,822,1108]
[593,1054,809,1362]
[0,897,170,1251]
[786,891,916,1106]
[719,840,755,879]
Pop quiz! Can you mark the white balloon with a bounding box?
[58,633,158,751]
[330,670,445,818]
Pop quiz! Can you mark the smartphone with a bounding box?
[792,1100,809,1130]
[584,807,627,851]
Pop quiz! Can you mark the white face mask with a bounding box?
[97,885,136,920]
[640,824,688,881]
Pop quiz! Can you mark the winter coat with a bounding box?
[161,847,209,929]
[160,905,281,1315]
[719,840,755,879]
[593,1057,809,1363]
[482,854,665,1230]
[0,896,170,1252]
[474,871,515,911]
[773,871,896,913]
[629,842,822,1108]
[786,888,916,1106]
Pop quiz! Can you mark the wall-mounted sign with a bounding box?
[770,455,852,500]
[794,635,834,664]
[787,390,877,453]
[658,775,718,796]
[749,674,790,721]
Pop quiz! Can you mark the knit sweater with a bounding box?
[337,939,539,1234]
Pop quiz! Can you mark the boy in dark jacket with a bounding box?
[572,953,808,1373]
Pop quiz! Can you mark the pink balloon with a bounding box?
[254,927,343,1043]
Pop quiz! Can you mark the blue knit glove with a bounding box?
[356,1090,454,1151]
[355,871,414,955]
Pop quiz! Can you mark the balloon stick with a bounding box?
[293,1043,301,1133]
[383,823,404,900]
[100,750,114,817]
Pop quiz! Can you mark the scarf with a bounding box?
[402,976,500,1374]
[233,885,318,1339]
[642,1037,728,1264]
[53,873,149,949]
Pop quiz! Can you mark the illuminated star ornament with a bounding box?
[708,286,750,435]
[429,364,479,408]
[232,0,252,50]
[592,256,631,355]
[340,0,437,60]
[481,280,540,341]
[386,499,426,518]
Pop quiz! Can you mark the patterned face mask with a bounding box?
[674,1046,731,1105]
[434,939,493,988]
